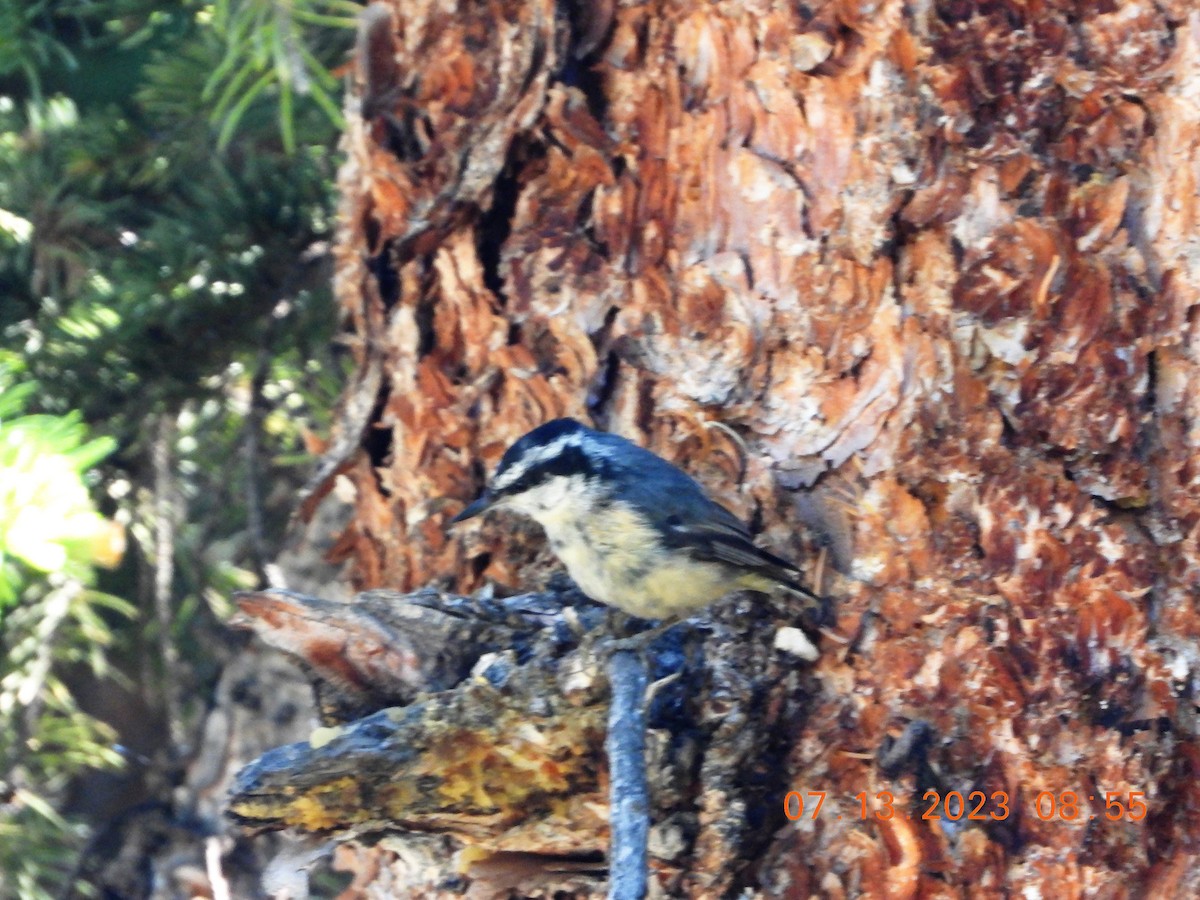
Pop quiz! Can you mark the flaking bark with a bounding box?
[235,0,1200,895]
[229,586,809,895]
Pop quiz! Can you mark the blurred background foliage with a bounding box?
[0,359,130,898]
[0,0,356,895]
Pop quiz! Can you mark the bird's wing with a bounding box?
[602,439,823,604]
[661,507,799,576]
[681,521,824,606]
[652,490,822,603]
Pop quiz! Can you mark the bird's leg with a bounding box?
[605,616,683,654]
[604,608,638,639]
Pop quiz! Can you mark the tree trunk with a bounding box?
[244,0,1200,896]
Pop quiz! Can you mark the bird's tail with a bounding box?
[775,574,834,626]
[740,561,832,627]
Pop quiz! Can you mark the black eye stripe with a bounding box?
[496,444,602,497]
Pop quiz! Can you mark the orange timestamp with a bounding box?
[783,790,1148,822]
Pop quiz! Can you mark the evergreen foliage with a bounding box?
[0,1,355,894]
[0,355,132,899]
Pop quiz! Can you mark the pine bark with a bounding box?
[248,1,1200,896]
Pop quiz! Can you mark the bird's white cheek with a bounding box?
[505,476,586,521]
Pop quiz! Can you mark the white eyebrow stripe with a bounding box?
[491,430,584,490]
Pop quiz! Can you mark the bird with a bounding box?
[451,418,825,629]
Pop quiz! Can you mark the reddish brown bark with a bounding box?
[270,0,1200,895]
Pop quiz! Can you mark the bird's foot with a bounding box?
[605,617,682,655]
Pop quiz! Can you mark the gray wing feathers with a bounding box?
[602,440,804,577]
[593,430,824,606]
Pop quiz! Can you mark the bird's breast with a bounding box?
[539,503,736,619]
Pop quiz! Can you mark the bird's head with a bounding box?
[451,418,603,524]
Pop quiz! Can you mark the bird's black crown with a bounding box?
[491,418,602,497]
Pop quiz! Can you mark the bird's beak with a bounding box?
[450,490,495,524]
